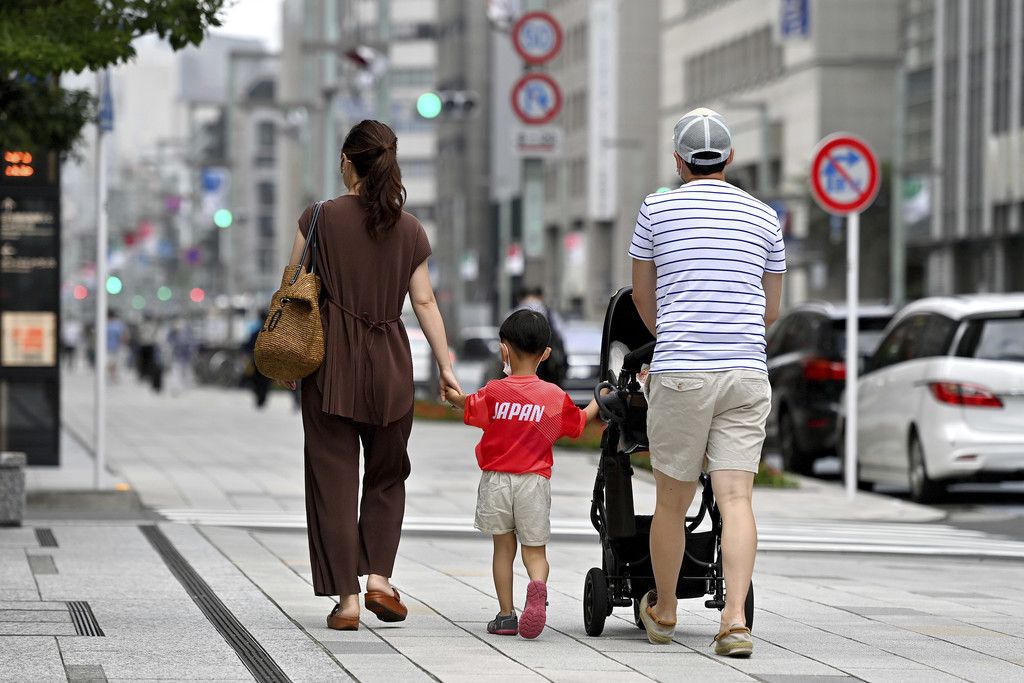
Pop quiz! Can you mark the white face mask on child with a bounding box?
[500,343,512,376]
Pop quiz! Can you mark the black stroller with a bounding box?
[584,286,754,636]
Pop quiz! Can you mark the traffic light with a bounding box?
[105,276,123,295]
[416,92,442,120]
[200,113,227,165]
[190,287,205,303]
[157,286,172,302]
[213,208,233,229]
[415,90,478,120]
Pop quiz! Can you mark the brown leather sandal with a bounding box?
[364,587,408,622]
[327,603,359,631]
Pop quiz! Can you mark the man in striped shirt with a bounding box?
[632,108,785,657]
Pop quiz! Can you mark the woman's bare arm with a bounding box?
[409,260,462,398]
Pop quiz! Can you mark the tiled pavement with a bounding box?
[1,371,1021,681]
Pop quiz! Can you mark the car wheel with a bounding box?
[779,411,814,476]
[908,433,944,504]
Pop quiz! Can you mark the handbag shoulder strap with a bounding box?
[291,201,324,284]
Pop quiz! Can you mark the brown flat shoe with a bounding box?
[364,588,408,622]
[327,603,359,631]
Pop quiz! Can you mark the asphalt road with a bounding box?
[801,454,1024,541]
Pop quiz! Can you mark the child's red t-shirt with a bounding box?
[463,375,587,479]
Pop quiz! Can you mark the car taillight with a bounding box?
[802,358,846,381]
[928,382,1003,408]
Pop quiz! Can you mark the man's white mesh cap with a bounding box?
[673,108,732,166]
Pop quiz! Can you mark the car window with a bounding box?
[766,317,790,357]
[775,314,813,355]
[956,316,1024,362]
[916,314,958,358]
[827,316,891,358]
[871,315,922,370]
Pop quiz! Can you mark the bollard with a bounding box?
[0,452,27,527]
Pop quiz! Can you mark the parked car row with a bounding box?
[767,294,1024,503]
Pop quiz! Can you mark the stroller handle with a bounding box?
[594,381,623,423]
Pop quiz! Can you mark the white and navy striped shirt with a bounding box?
[629,179,786,374]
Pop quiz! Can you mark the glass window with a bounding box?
[871,316,922,370]
[828,316,892,358]
[917,314,958,357]
[956,316,1024,361]
[257,182,275,206]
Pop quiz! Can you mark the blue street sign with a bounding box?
[98,71,114,132]
[780,0,810,39]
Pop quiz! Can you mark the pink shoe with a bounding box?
[519,580,547,639]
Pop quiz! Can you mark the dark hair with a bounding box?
[341,120,406,238]
[499,309,551,356]
[684,151,727,176]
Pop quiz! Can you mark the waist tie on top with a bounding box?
[329,300,402,425]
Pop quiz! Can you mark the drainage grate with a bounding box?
[140,525,291,683]
[35,528,58,547]
[67,601,104,636]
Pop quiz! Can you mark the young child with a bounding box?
[445,309,600,639]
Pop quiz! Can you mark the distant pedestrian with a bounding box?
[445,310,601,639]
[166,320,195,396]
[630,109,785,655]
[106,310,126,382]
[61,318,83,370]
[244,312,271,408]
[282,120,461,631]
[515,287,568,387]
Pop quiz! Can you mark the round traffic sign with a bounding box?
[512,11,563,65]
[510,73,562,125]
[809,133,880,215]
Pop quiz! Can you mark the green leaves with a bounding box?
[0,0,227,74]
[0,0,228,155]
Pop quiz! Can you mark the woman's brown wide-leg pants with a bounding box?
[301,380,413,597]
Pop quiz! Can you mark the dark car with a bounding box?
[561,322,603,407]
[765,302,894,474]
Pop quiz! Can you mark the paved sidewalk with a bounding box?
[1,371,1020,681]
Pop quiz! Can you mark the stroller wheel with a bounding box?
[633,599,645,630]
[744,582,755,631]
[583,567,609,637]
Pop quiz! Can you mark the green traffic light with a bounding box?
[131,295,146,310]
[416,92,442,120]
[655,186,672,194]
[105,276,123,295]
[214,208,233,229]
[157,286,172,302]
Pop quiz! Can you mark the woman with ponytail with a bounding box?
[284,120,460,630]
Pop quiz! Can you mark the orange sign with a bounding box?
[1,311,56,366]
[3,151,35,178]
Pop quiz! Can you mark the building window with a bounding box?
[401,159,434,177]
[258,215,274,238]
[684,26,783,103]
[257,182,275,206]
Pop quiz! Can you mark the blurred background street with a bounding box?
[3,0,1024,680]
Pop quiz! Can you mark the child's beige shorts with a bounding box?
[646,370,771,482]
[475,471,551,546]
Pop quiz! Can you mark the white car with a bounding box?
[843,294,1024,502]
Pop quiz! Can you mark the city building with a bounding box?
[660,0,901,305]
[435,0,495,330]
[540,0,662,319]
[276,0,439,281]
[900,0,1024,296]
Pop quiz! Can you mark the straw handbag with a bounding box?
[254,201,325,381]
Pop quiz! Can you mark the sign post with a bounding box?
[809,133,880,500]
[95,70,113,489]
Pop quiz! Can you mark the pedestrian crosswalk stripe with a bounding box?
[155,508,1024,559]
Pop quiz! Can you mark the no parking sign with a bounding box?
[809,133,880,501]
[511,73,562,126]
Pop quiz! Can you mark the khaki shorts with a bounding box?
[474,471,551,546]
[646,370,771,482]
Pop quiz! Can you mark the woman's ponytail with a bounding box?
[341,120,407,239]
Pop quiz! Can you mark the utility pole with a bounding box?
[323,0,339,199]
[93,71,112,490]
[890,63,906,306]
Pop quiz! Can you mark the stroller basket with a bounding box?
[611,515,716,600]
